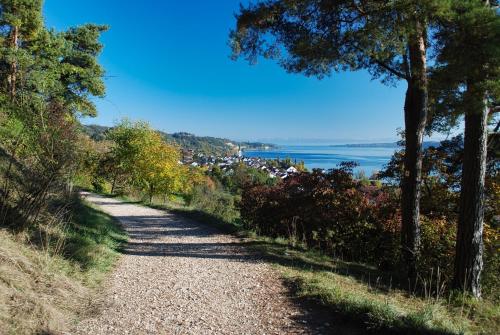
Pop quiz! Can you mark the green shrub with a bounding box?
[189,184,239,223]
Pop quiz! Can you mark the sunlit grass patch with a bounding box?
[246,238,496,334]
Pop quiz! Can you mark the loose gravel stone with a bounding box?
[72,193,309,334]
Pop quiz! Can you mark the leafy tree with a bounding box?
[76,134,112,192]
[431,0,500,297]
[229,0,448,277]
[134,130,182,203]
[0,19,107,164]
[0,2,107,230]
[106,120,187,202]
[59,24,108,116]
[106,120,151,193]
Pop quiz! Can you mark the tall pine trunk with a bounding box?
[8,25,19,100]
[401,24,428,280]
[453,92,488,298]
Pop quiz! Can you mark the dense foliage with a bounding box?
[78,119,204,204]
[240,138,499,297]
[0,5,128,333]
[230,0,498,297]
[0,1,107,231]
[188,184,240,223]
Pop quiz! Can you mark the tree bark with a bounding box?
[8,25,19,100]
[401,24,428,280]
[453,93,488,298]
[111,173,117,194]
[149,184,154,203]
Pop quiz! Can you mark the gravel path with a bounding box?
[73,193,309,335]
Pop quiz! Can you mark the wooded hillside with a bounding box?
[83,124,275,156]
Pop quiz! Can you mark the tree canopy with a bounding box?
[230,0,447,83]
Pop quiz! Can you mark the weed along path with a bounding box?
[73,192,309,335]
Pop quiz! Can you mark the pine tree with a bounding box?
[0,1,107,229]
[0,0,43,99]
[431,0,499,297]
[229,0,448,277]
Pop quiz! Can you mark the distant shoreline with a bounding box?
[329,141,440,148]
[242,141,441,150]
[329,142,400,148]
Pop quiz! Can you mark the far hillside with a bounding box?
[83,124,275,156]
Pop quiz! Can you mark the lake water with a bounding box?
[243,145,397,175]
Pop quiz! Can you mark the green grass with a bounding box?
[246,238,498,334]
[245,239,469,334]
[63,200,128,286]
[244,237,497,334]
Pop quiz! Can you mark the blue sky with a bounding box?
[44,0,411,143]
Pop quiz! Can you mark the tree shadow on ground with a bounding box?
[146,206,405,294]
[104,198,454,335]
[242,238,406,293]
[110,207,366,334]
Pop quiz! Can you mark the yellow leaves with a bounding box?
[107,120,209,199]
[483,223,499,248]
[130,129,188,196]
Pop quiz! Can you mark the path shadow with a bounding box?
[122,241,260,262]
[242,239,403,294]
[116,210,401,294]
[91,196,452,335]
[116,215,224,240]
[89,200,125,206]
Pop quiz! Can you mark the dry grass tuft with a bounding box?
[0,200,126,334]
[0,230,89,334]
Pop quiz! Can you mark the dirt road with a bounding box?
[73,193,309,334]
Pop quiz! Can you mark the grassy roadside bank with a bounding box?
[246,233,498,335]
[114,192,498,335]
[0,197,127,335]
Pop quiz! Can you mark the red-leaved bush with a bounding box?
[241,164,402,268]
[241,163,497,290]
